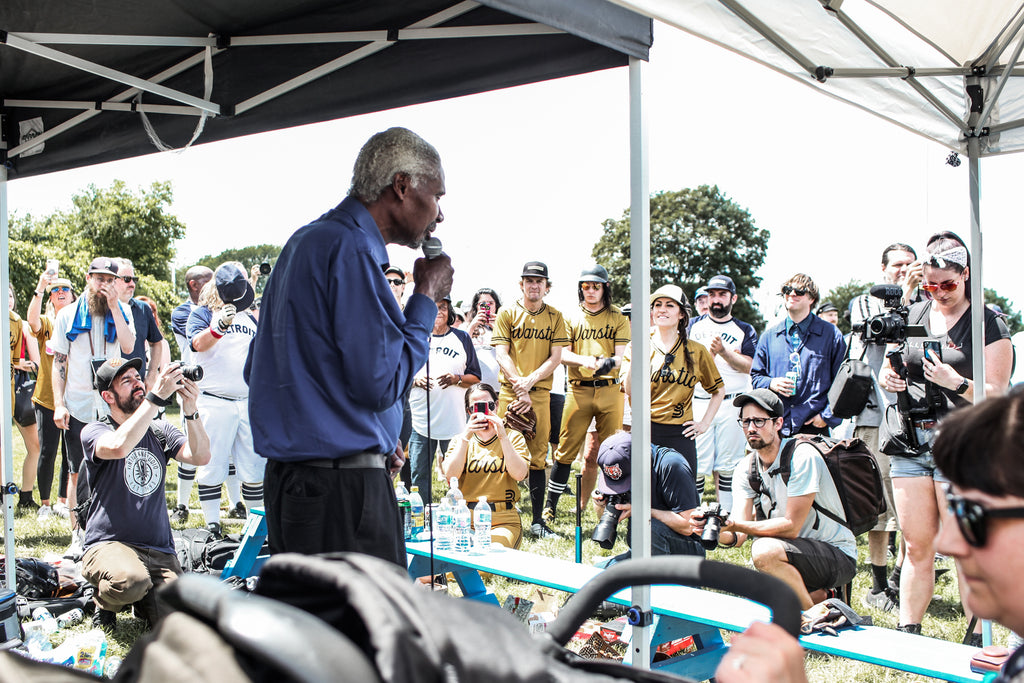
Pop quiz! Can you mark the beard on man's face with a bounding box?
[87,287,110,317]
[710,302,732,318]
[114,387,145,414]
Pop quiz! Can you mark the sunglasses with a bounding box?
[737,417,771,429]
[920,279,960,293]
[120,276,139,284]
[781,286,808,297]
[659,352,675,380]
[943,484,1024,547]
[387,278,405,286]
[580,282,603,291]
[50,286,71,293]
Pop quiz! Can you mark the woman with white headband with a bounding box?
[880,231,1013,639]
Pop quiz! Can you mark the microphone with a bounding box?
[869,284,903,300]
[422,236,443,260]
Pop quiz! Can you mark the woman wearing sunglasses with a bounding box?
[26,271,77,519]
[880,234,1012,638]
[622,284,724,478]
[441,382,529,548]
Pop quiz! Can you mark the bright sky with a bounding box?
[6,23,1021,321]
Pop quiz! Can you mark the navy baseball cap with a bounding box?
[88,257,119,277]
[817,302,838,314]
[706,274,736,294]
[597,432,632,495]
[521,261,549,279]
[215,262,255,311]
[694,286,709,300]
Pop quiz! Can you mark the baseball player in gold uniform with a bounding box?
[492,261,569,538]
[442,383,529,549]
[543,264,629,525]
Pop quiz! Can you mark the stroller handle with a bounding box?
[547,556,802,644]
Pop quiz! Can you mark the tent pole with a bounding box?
[1,153,16,590]
[627,54,652,670]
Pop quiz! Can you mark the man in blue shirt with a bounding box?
[750,273,846,437]
[245,127,453,565]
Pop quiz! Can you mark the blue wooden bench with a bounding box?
[406,541,985,682]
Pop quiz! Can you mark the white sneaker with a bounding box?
[52,502,70,519]
[36,504,53,520]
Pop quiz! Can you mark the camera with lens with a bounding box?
[179,364,204,382]
[696,502,730,550]
[851,284,925,345]
[259,262,272,276]
[591,492,630,550]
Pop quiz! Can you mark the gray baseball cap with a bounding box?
[733,388,784,418]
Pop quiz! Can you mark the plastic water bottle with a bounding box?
[453,499,472,553]
[435,498,454,551]
[473,496,492,554]
[448,477,464,504]
[409,486,425,537]
[395,482,411,540]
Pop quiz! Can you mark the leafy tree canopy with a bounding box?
[592,185,770,332]
[176,244,283,298]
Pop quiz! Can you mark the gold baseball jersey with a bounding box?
[622,335,724,424]
[565,304,631,382]
[446,430,529,509]
[491,300,569,391]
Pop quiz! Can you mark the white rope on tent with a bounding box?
[136,37,214,153]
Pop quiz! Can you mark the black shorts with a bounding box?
[779,536,857,593]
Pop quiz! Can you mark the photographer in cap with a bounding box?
[80,357,210,630]
[592,431,704,564]
[693,389,856,609]
[186,262,263,537]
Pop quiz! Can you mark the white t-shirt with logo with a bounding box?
[688,314,757,398]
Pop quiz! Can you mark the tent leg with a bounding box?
[627,54,652,671]
[1,157,17,591]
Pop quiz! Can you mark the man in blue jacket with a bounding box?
[750,274,846,437]
[244,127,454,565]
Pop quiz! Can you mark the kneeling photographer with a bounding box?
[591,431,704,564]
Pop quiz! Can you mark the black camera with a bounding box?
[259,262,272,276]
[852,284,925,345]
[180,364,204,382]
[591,492,630,550]
[697,502,729,550]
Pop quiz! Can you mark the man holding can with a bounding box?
[750,274,846,437]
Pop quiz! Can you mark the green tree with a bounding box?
[592,185,770,332]
[823,280,872,335]
[176,244,283,298]
[985,288,1023,335]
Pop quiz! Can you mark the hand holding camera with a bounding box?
[215,304,237,332]
[694,502,731,550]
[591,492,631,550]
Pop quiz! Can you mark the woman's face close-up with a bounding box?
[651,297,682,328]
[922,264,967,306]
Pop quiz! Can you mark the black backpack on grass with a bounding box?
[747,434,886,536]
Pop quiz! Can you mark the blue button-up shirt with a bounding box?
[244,196,436,462]
[750,314,847,436]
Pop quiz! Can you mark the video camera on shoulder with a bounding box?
[852,284,925,345]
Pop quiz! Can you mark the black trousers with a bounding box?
[34,404,69,500]
[264,459,405,566]
[650,422,698,478]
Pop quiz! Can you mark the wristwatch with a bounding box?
[955,378,970,395]
[183,411,200,421]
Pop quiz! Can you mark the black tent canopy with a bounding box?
[1,2,660,658]
[2,0,650,177]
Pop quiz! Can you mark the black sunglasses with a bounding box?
[659,352,675,380]
[781,286,807,297]
[387,278,405,286]
[120,276,139,284]
[943,484,1024,547]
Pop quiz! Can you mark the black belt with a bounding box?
[295,452,386,470]
[480,501,515,511]
[202,391,246,401]
[572,378,620,388]
[913,419,938,430]
[695,392,740,401]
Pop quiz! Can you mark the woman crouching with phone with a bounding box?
[441,383,529,548]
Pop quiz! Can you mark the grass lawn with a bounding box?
[6,424,1007,680]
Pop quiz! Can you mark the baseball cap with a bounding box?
[597,432,632,495]
[384,266,404,279]
[650,284,687,309]
[733,388,784,418]
[94,357,142,392]
[817,302,838,315]
[215,262,255,311]
[579,264,609,283]
[706,274,736,294]
[45,278,74,295]
[88,257,119,277]
[694,286,709,300]
[521,261,549,279]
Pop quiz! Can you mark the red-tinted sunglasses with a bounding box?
[921,280,960,293]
